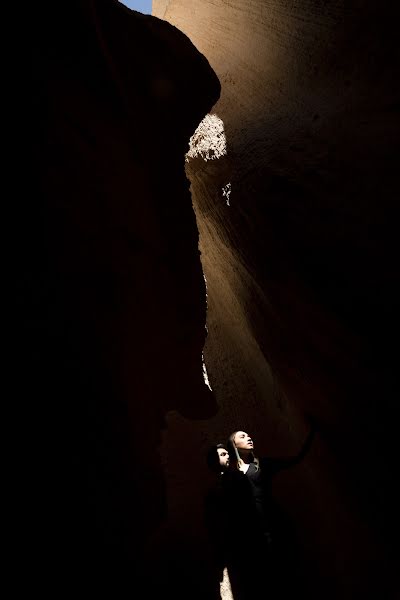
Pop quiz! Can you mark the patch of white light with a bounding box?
[203,272,208,303]
[220,568,234,600]
[202,353,212,391]
[202,274,211,389]
[222,182,231,206]
[186,114,227,162]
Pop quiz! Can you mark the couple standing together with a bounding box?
[205,423,316,599]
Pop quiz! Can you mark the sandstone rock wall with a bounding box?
[153,2,399,598]
[24,1,219,594]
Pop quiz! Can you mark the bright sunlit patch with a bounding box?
[202,353,212,390]
[222,182,231,206]
[220,568,234,599]
[186,114,227,162]
[202,276,211,388]
[203,272,208,300]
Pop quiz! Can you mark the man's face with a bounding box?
[217,448,230,469]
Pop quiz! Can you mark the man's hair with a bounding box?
[206,443,228,472]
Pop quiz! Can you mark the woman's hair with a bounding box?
[227,431,259,471]
[206,443,228,473]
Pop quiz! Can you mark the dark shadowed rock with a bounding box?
[22,0,220,594]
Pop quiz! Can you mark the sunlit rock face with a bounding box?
[25,0,219,594]
[154,1,399,598]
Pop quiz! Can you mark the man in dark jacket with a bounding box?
[204,444,232,595]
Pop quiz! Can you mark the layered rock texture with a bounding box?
[26,0,219,595]
[153,1,399,599]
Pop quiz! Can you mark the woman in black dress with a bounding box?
[225,423,316,599]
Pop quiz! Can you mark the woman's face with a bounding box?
[234,431,254,453]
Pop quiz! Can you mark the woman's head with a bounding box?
[229,431,254,454]
[227,431,258,470]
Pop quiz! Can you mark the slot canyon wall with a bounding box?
[26,1,219,595]
[23,0,399,598]
[153,1,399,599]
